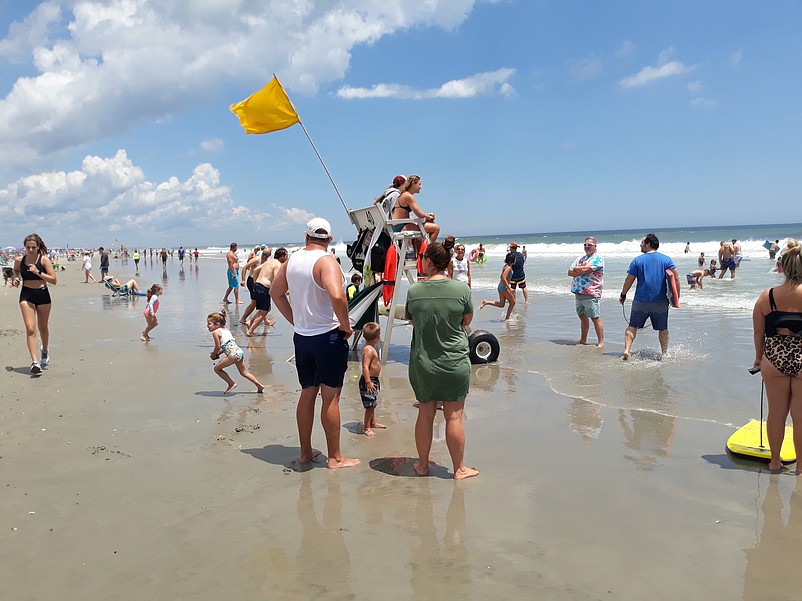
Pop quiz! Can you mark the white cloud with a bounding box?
[0,150,309,244]
[687,80,702,92]
[618,49,696,89]
[337,68,516,99]
[0,0,478,168]
[570,58,603,82]
[731,50,743,68]
[616,40,635,59]
[200,138,224,152]
[690,97,718,108]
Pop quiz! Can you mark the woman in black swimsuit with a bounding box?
[752,239,802,472]
[12,234,57,375]
[390,174,441,242]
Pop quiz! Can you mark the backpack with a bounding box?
[369,231,392,273]
[346,227,373,273]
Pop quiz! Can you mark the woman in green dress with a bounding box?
[405,238,479,480]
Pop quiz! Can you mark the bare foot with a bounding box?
[224,382,238,394]
[596,341,605,348]
[299,448,322,464]
[454,466,479,480]
[327,456,360,469]
[222,298,231,304]
[371,422,387,429]
[244,331,253,337]
[239,319,247,325]
[622,352,630,361]
[256,386,264,393]
[236,300,244,305]
[577,339,588,345]
[364,428,375,437]
[768,461,783,473]
[140,332,150,341]
[413,461,430,476]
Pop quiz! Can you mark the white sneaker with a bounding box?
[31,362,42,375]
[40,348,49,367]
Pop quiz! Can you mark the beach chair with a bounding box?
[103,279,133,298]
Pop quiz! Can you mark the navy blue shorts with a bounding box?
[293,328,349,389]
[629,300,669,331]
[253,283,271,311]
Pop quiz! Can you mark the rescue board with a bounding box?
[727,420,796,463]
[665,269,680,308]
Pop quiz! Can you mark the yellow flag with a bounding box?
[230,76,300,134]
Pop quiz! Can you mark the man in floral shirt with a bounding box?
[567,236,604,347]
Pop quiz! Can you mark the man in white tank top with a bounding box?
[270,218,360,469]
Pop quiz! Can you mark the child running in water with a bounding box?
[141,284,163,341]
[207,310,264,394]
[359,322,386,436]
[480,252,517,320]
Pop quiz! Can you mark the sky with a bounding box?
[0,0,800,248]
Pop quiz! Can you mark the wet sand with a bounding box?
[1,259,800,600]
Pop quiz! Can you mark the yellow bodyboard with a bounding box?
[727,420,796,463]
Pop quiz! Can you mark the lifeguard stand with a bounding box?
[348,204,428,364]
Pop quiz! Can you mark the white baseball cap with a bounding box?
[306,217,332,239]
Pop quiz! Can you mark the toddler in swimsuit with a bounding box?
[207,310,264,394]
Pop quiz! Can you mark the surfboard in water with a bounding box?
[727,420,796,463]
[665,269,680,308]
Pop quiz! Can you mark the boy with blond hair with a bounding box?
[359,322,386,436]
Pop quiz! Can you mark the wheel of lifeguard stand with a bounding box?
[468,330,500,364]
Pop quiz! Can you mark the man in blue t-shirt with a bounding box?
[618,233,679,360]
[508,242,528,304]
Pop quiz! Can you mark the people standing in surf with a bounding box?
[507,242,529,304]
[405,238,478,480]
[480,252,516,320]
[207,309,264,394]
[708,258,718,277]
[239,246,267,325]
[732,239,743,269]
[568,236,604,347]
[698,252,705,268]
[270,218,359,470]
[12,234,57,374]
[390,174,440,244]
[752,240,802,473]
[178,246,185,267]
[222,242,242,304]
[718,240,736,279]
[619,233,679,360]
[141,284,163,341]
[448,244,472,288]
[99,246,110,279]
[246,247,287,337]
[769,240,780,260]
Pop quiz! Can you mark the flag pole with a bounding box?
[277,75,349,215]
[296,118,350,215]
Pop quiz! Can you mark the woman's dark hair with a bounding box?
[24,233,47,255]
[504,252,516,265]
[425,239,454,271]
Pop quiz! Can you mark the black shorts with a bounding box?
[293,328,349,389]
[253,283,271,311]
[246,276,255,299]
[359,375,380,409]
[20,286,52,306]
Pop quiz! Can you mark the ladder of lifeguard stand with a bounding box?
[346,204,428,365]
[380,227,427,364]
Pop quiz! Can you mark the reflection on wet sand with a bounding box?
[410,482,471,600]
[618,409,676,470]
[567,398,603,446]
[257,475,354,598]
[743,476,802,600]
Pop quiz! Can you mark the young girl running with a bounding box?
[141,284,163,341]
[480,252,517,320]
[207,310,264,394]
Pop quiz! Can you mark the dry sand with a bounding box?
[1,261,801,600]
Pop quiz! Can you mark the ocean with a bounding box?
[86,222,801,452]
